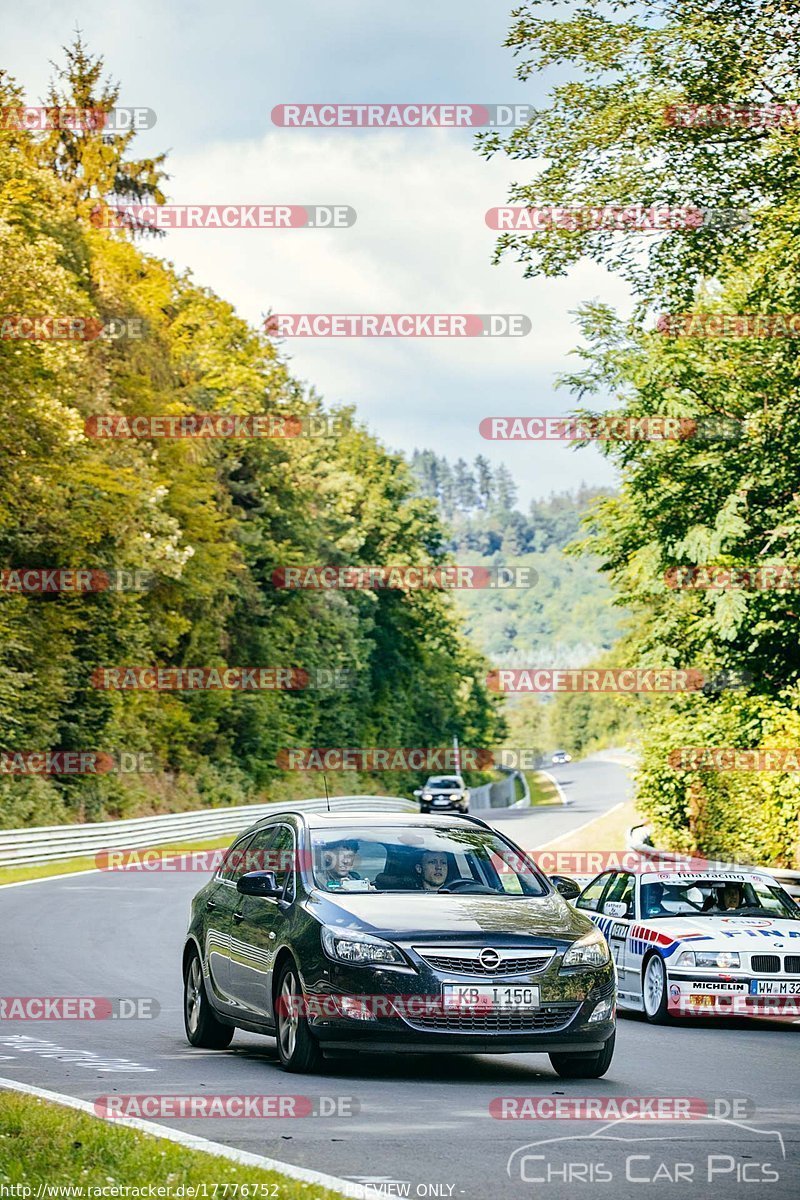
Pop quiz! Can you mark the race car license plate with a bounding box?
[433,798,449,805]
[749,980,800,996]
[442,984,540,1011]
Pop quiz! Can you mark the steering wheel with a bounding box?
[438,878,497,895]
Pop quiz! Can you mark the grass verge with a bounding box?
[523,770,562,806]
[0,1091,347,1198]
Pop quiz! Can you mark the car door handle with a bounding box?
[233,911,245,923]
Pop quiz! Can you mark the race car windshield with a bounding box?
[427,777,461,789]
[310,826,548,896]
[641,878,799,920]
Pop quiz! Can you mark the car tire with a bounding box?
[275,960,324,1074]
[642,954,671,1024]
[183,950,234,1049]
[549,1032,615,1079]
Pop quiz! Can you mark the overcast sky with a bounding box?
[4,0,633,504]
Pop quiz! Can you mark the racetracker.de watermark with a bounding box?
[84,413,345,439]
[665,102,800,129]
[91,667,310,691]
[276,747,493,771]
[94,1094,358,1119]
[478,416,741,441]
[0,568,151,593]
[0,751,156,776]
[487,668,712,693]
[271,103,535,127]
[93,847,738,875]
[669,995,800,1022]
[0,316,145,340]
[264,314,530,337]
[485,205,749,232]
[490,1097,754,1120]
[271,565,537,590]
[0,106,156,131]
[276,993,540,1019]
[668,748,800,771]
[665,564,800,590]
[658,313,800,337]
[0,998,159,1020]
[91,204,356,230]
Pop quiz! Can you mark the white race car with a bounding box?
[573,867,800,1022]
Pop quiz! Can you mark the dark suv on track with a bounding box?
[182,806,616,1076]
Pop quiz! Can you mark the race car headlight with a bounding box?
[321,926,407,967]
[561,927,610,968]
[421,792,432,800]
[677,950,740,969]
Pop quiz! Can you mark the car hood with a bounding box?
[307,889,590,942]
[642,914,800,948]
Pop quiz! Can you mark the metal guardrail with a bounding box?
[469,769,529,811]
[627,823,800,899]
[0,770,530,869]
[0,796,417,868]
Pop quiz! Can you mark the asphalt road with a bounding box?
[0,757,797,1200]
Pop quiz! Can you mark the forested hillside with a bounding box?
[410,453,622,664]
[0,43,504,828]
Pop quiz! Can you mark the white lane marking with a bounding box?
[539,770,569,806]
[533,802,625,851]
[0,868,104,890]
[0,1035,155,1073]
[0,1076,368,1198]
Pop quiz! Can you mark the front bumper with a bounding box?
[419,799,468,813]
[667,972,800,1019]
[305,955,615,1053]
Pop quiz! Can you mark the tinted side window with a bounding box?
[576,872,613,912]
[246,823,297,899]
[218,832,257,882]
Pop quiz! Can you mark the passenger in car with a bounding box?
[320,839,362,888]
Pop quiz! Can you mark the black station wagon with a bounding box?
[182,805,616,1076]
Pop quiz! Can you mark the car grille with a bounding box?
[416,949,555,976]
[785,956,800,974]
[750,954,781,974]
[404,1003,579,1034]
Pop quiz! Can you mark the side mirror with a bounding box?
[413,789,423,798]
[237,870,283,898]
[551,875,581,900]
[603,900,628,918]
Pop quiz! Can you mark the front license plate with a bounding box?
[749,980,800,996]
[442,984,540,1011]
[433,798,449,805]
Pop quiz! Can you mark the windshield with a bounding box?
[641,878,799,920]
[310,825,548,896]
[426,777,461,790]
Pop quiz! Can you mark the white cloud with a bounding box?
[157,130,630,501]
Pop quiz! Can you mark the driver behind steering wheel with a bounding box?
[415,850,449,891]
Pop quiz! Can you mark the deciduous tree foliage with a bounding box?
[483,0,800,864]
[0,44,504,827]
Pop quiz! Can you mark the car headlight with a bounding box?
[561,927,610,968]
[677,950,740,969]
[321,926,407,967]
[422,792,432,800]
